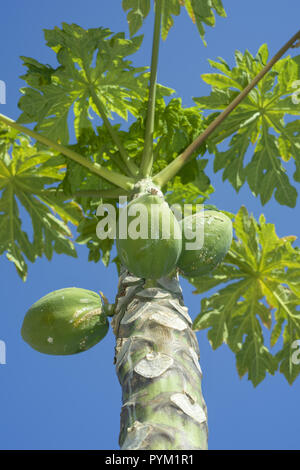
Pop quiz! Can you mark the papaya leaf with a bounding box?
[165,167,214,209]
[162,0,226,42]
[18,24,150,144]
[122,0,151,37]
[151,98,207,170]
[194,47,300,207]
[275,301,300,385]
[59,126,127,199]
[191,206,300,386]
[0,124,82,280]
[165,178,211,209]
[122,0,226,42]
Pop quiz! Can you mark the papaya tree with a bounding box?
[1,0,300,450]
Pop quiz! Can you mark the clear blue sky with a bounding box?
[0,0,300,450]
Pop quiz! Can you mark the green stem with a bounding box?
[140,0,163,177]
[89,88,139,177]
[0,113,135,191]
[153,29,300,188]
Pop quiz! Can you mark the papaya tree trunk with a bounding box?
[112,266,208,450]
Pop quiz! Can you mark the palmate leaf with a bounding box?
[0,125,82,280]
[122,0,151,37]
[194,45,300,207]
[122,0,226,42]
[17,23,150,144]
[191,206,300,386]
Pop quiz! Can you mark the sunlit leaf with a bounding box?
[192,206,300,385]
[195,47,300,206]
[18,24,150,143]
[122,0,226,42]
[0,124,81,280]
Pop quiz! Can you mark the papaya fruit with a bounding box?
[116,194,182,279]
[21,287,109,355]
[178,210,232,277]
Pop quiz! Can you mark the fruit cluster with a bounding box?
[21,194,232,356]
[116,194,233,279]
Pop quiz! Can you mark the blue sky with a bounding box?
[0,0,300,450]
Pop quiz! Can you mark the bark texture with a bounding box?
[112,267,208,450]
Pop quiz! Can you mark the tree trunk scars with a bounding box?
[112,267,208,450]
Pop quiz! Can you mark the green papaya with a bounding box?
[178,210,232,277]
[21,287,109,355]
[116,194,182,279]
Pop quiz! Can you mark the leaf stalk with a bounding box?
[140,0,163,177]
[0,113,135,191]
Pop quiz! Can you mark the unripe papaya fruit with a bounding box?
[21,288,109,355]
[116,194,182,279]
[178,210,232,277]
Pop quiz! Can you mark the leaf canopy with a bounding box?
[1,17,300,388]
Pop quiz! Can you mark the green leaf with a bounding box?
[161,0,181,41]
[256,43,269,65]
[122,0,151,37]
[235,329,277,387]
[201,73,243,90]
[195,47,300,206]
[276,338,300,385]
[246,127,297,207]
[191,206,300,385]
[152,98,207,172]
[0,124,81,280]
[184,0,226,43]
[18,24,149,143]
[123,0,226,42]
[165,174,213,208]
